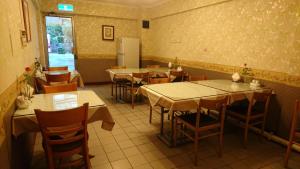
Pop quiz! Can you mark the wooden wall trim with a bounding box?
[78,54,116,59]
[142,55,300,87]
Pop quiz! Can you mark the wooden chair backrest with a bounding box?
[132,72,149,84]
[199,96,229,112]
[48,66,68,71]
[248,91,272,115]
[43,82,77,94]
[149,77,169,84]
[170,70,185,82]
[111,66,126,69]
[35,103,88,130]
[146,65,160,68]
[35,103,89,167]
[189,75,208,81]
[197,96,229,127]
[45,72,71,83]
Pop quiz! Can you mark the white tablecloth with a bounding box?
[12,90,114,137]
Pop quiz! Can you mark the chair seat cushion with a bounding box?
[227,99,265,115]
[177,113,217,127]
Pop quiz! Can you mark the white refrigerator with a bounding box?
[117,37,140,68]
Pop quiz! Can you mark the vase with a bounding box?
[242,75,253,83]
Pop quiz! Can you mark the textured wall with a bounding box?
[0,0,40,168]
[142,0,300,85]
[40,0,141,60]
[40,0,140,19]
[75,16,139,59]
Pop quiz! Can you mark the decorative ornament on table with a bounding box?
[16,95,29,109]
[240,63,254,83]
[168,62,172,69]
[231,72,241,82]
[177,66,183,72]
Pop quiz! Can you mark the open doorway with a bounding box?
[45,16,76,70]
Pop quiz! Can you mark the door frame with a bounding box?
[42,13,78,69]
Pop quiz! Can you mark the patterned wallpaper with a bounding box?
[40,0,141,19]
[0,0,40,147]
[142,0,300,78]
[75,16,139,58]
[40,0,141,59]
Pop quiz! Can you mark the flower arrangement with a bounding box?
[34,57,42,72]
[21,67,34,100]
[240,63,254,83]
[241,63,253,76]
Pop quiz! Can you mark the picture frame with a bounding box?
[102,25,114,41]
[21,0,31,42]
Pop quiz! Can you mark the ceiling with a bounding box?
[86,0,169,7]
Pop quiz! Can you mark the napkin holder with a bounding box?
[16,95,29,109]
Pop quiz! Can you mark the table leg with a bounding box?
[160,107,164,135]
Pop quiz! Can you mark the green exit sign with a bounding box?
[58,4,74,12]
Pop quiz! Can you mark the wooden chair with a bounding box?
[48,66,68,71]
[43,82,77,94]
[169,70,185,82]
[146,65,160,68]
[127,72,149,109]
[189,75,208,81]
[34,103,90,169]
[148,77,170,123]
[45,72,71,85]
[227,91,272,147]
[110,66,127,100]
[174,96,228,165]
[284,100,300,168]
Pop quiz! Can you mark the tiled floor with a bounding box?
[31,85,300,169]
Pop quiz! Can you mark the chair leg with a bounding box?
[173,118,177,147]
[243,120,250,148]
[194,133,198,166]
[284,140,293,168]
[115,83,118,101]
[261,115,267,138]
[149,106,152,123]
[131,91,135,109]
[111,83,114,96]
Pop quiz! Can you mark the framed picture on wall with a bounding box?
[21,0,31,42]
[102,25,114,41]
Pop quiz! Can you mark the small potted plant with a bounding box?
[241,63,254,83]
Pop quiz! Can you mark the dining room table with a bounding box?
[106,67,170,82]
[35,70,84,92]
[106,67,170,101]
[12,90,115,137]
[139,80,271,146]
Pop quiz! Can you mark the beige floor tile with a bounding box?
[93,163,113,169]
[118,139,135,149]
[143,150,166,162]
[111,159,132,169]
[150,158,176,169]
[138,143,159,153]
[133,163,153,169]
[122,146,142,157]
[107,150,126,162]
[128,154,149,167]
[104,142,121,153]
